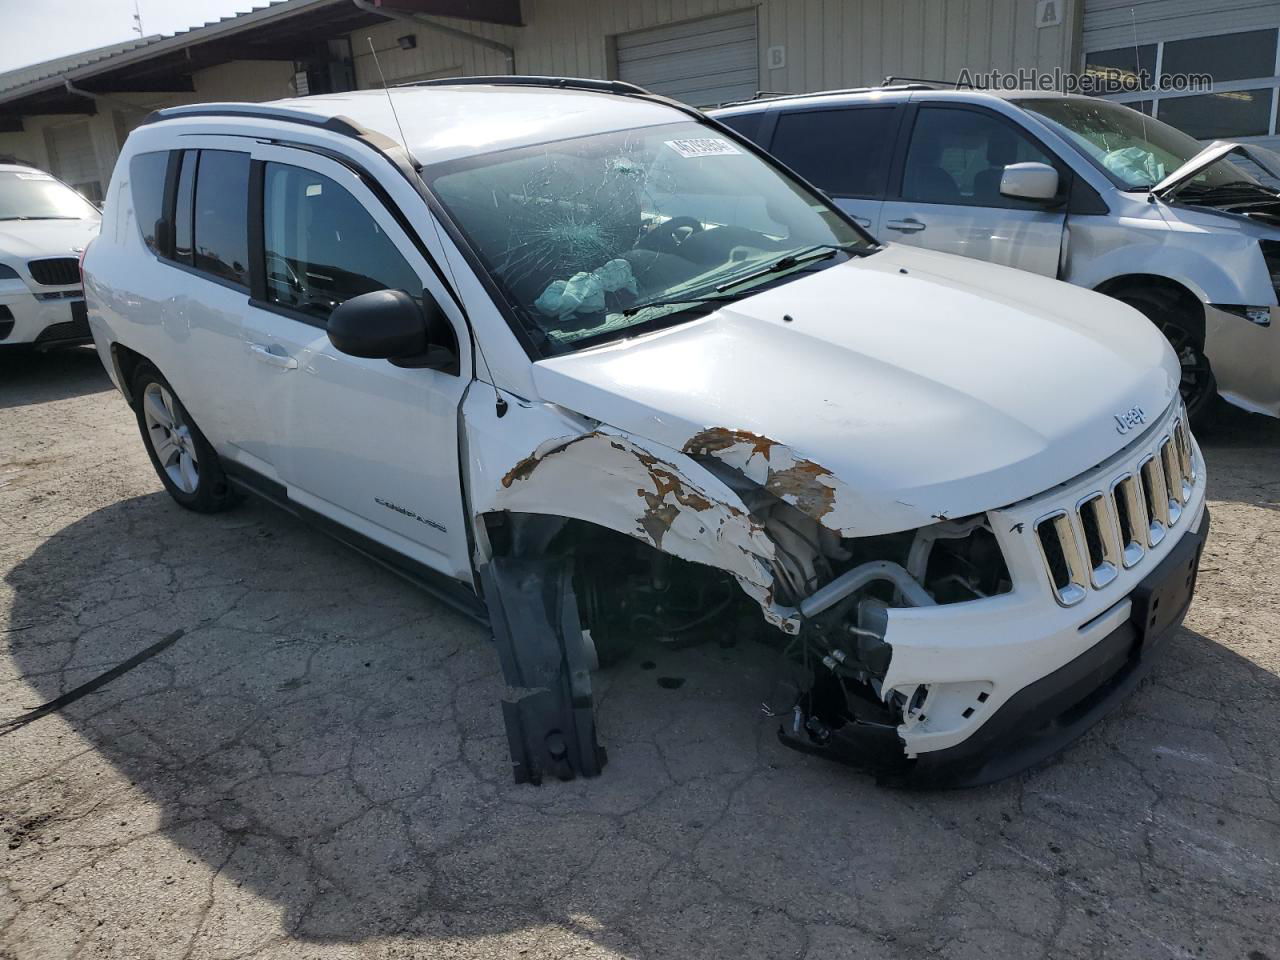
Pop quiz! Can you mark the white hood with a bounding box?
[532,244,1180,536]
[0,217,99,264]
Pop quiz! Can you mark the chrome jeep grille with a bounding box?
[1034,412,1197,607]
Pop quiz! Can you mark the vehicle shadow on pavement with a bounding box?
[1197,404,1280,516]
[0,346,111,410]
[4,489,1280,957]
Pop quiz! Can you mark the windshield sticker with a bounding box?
[664,138,741,159]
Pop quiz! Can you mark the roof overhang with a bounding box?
[0,0,522,127]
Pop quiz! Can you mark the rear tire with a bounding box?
[1114,287,1217,427]
[131,363,239,513]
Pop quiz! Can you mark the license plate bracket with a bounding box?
[1129,513,1207,646]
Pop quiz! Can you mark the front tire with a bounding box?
[1115,287,1217,425]
[131,363,239,513]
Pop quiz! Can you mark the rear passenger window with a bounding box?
[770,108,898,198]
[129,152,168,256]
[261,163,420,321]
[192,150,250,287]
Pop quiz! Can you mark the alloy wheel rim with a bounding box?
[1159,321,1212,411]
[142,382,199,494]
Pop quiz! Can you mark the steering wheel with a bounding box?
[638,216,704,254]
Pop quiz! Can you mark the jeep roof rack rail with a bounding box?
[139,101,367,137]
[406,75,652,97]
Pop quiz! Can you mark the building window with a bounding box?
[1162,29,1277,85]
[1084,45,1157,93]
[1086,27,1280,141]
[1158,89,1273,140]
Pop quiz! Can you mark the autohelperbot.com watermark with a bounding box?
[954,67,1213,96]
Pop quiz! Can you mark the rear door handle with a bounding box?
[249,343,298,370]
[852,216,871,227]
[885,218,926,233]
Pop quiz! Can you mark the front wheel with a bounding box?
[1115,288,1217,426]
[132,363,239,513]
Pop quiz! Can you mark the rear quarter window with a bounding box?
[129,151,169,256]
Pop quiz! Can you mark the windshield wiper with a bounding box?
[713,242,862,293]
[619,290,752,317]
[619,243,865,318]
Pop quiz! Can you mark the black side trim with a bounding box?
[0,630,186,737]
[481,555,606,784]
[221,460,488,624]
[247,159,267,303]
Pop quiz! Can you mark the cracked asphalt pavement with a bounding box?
[2,347,1279,960]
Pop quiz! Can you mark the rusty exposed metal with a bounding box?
[490,428,798,631]
[683,427,838,522]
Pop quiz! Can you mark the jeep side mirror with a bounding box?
[999,162,1060,202]
[327,288,459,374]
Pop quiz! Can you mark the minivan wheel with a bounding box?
[132,363,239,513]
[1115,288,1217,425]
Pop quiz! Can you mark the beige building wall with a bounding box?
[349,0,1079,96]
[0,60,294,189]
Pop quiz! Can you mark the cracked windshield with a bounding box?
[425,120,873,354]
[1018,97,1274,195]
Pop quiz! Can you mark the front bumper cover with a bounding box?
[0,289,89,347]
[897,504,1209,788]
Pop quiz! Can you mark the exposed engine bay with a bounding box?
[481,486,1010,786]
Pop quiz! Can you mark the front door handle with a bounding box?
[249,343,298,370]
[885,218,926,234]
[852,215,871,227]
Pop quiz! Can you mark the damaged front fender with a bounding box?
[468,397,798,632]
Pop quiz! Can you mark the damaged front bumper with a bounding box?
[798,504,1208,788]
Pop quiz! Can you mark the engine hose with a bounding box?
[798,560,935,619]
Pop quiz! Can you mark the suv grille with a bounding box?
[27,257,79,286]
[1034,414,1196,606]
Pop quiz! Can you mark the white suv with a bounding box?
[84,78,1208,788]
[714,88,1280,423]
[0,164,99,349]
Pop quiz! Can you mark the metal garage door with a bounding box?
[44,121,101,201]
[1084,0,1279,48]
[616,10,759,108]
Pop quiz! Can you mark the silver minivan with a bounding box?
[713,88,1280,423]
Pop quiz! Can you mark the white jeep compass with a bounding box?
[83,77,1209,787]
